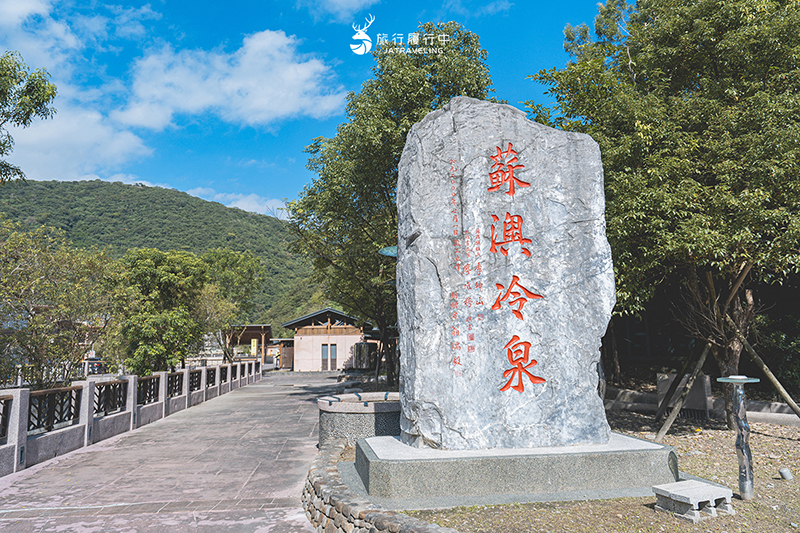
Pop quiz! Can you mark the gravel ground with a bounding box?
[403,411,800,533]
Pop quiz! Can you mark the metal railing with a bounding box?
[28,386,81,435]
[0,395,11,445]
[167,372,183,398]
[189,370,202,392]
[248,362,253,375]
[137,375,160,406]
[94,380,128,417]
[0,362,265,476]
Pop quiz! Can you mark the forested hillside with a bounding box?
[0,179,326,330]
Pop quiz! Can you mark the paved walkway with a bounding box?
[0,372,343,532]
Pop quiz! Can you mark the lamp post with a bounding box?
[717,375,760,500]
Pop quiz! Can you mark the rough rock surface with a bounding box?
[397,96,615,450]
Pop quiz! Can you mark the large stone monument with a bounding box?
[351,97,679,507]
[397,96,615,450]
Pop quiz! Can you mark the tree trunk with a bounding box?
[709,285,753,429]
[712,344,743,429]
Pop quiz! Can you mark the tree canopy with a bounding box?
[0,221,115,388]
[115,248,208,375]
[199,248,263,362]
[528,0,800,423]
[0,51,57,184]
[288,21,495,382]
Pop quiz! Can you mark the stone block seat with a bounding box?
[652,479,735,523]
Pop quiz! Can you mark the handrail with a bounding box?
[2,362,263,476]
[189,369,202,392]
[30,385,82,397]
[137,375,159,406]
[28,386,82,434]
[167,372,183,398]
[94,380,127,417]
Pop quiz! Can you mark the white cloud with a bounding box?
[296,0,381,22]
[186,186,216,197]
[0,0,54,29]
[0,1,154,183]
[109,4,162,39]
[112,30,346,130]
[0,2,343,193]
[6,105,151,181]
[187,188,288,219]
[106,173,171,188]
[480,1,513,15]
[438,0,513,17]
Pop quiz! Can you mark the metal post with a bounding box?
[718,375,760,500]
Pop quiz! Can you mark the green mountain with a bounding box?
[0,179,324,332]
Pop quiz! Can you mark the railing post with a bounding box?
[156,371,167,420]
[182,368,190,397]
[126,375,137,431]
[78,382,94,447]
[9,388,30,472]
[200,365,207,397]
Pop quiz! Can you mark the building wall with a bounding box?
[293,333,362,372]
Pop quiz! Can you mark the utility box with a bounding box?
[657,373,712,420]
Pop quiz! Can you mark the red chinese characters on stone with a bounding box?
[490,213,532,257]
[500,335,545,392]
[492,275,543,320]
[488,142,529,197]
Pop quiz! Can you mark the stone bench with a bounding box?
[652,480,735,523]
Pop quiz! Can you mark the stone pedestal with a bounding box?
[353,434,679,509]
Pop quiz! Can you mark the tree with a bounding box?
[1,51,57,183]
[115,248,207,375]
[288,22,495,384]
[199,248,264,362]
[0,221,116,389]
[528,0,800,425]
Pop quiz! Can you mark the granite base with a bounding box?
[354,432,679,508]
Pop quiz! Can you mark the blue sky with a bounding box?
[1,0,602,218]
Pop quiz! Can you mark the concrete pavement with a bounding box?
[0,371,343,532]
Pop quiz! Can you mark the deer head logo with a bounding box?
[350,14,375,55]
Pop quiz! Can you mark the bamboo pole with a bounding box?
[655,343,711,443]
[655,353,696,423]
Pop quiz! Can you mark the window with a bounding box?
[321,344,328,371]
[330,344,337,370]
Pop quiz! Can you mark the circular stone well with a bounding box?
[317,392,401,447]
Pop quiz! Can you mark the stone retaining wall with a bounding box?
[302,438,461,533]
